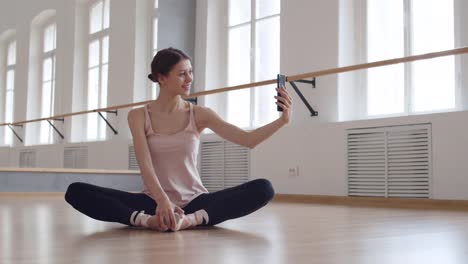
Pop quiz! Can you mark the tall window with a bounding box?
[227,0,280,128]
[40,22,57,144]
[151,0,159,99]
[87,0,110,141]
[4,40,16,146]
[366,0,455,116]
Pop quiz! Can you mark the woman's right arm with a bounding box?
[127,108,181,230]
[127,108,166,201]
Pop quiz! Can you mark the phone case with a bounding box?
[277,74,286,112]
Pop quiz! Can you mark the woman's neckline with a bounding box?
[147,102,191,136]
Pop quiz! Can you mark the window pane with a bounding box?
[367,0,404,60]
[102,36,109,64]
[7,41,16,65]
[6,70,15,91]
[50,80,56,113]
[367,0,404,115]
[99,112,106,139]
[43,57,52,82]
[229,0,251,26]
[90,1,103,34]
[153,18,158,51]
[88,68,99,109]
[228,26,251,87]
[412,58,455,112]
[256,0,280,19]
[411,0,454,53]
[42,81,52,118]
[87,113,98,140]
[99,63,107,140]
[43,23,56,52]
[5,90,14,122]
[40,122,51,144]
[89,40,100,67]
[52,56,56,82]
[100,64,108,108]
[103,0,110,29]
[367,66,405,115]
[411,0,455,112]
[4,88,14,145]
[255,17,280,126]
[227,25,251,128]
[4,127,12,145]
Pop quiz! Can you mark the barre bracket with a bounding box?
[278,74,318,117]
[46,118,65,139]
[7,124,24,143]
[97,110,118,135]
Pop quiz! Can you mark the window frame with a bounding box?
[361,0,459,119]
[39,19,57,145]
[150,0,159,100]
[3,38,16,146]
[86,0,110,141]
[226,0,280,129]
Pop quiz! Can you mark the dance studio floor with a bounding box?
[1,193,468,264]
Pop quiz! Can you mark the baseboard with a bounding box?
[0,167,140,175]
[273,194,468,211]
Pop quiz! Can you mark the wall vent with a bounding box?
[199,140,250,192]
[128,145,139,170]
[19,149,36,168]
[64,146,88,169]
[347,124,431,198]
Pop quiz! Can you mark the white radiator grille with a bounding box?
[19,149,36,168]
[200,140,250,192]
[347,124,431,198]
[64,146,88,168]
[387,128,431,198]
[128,145,139,170]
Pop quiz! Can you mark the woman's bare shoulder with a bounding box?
[192,105,216,129]
[127,106,145,124]
[193,105,216,119]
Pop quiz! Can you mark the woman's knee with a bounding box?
[64,182,89,205]
[250,178,275,202]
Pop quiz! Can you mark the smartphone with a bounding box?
[277,74,287,112]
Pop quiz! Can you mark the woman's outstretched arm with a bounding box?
[196,86,293,149]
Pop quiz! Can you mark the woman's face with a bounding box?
[159,59,193,95]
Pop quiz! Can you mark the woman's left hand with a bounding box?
[275,86,293,124]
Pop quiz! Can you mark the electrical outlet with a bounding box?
[288,166,299,177]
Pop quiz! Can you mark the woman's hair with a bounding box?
[148,47,192,83]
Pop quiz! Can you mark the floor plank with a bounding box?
[1,193,468,264]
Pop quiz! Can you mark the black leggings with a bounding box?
[64,179,275,227]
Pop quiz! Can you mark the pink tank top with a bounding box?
[142,102,208,207]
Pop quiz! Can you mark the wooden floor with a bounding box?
[1,194,468,264]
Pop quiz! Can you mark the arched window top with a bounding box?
[0,29,16,42]
[31,9,56,27]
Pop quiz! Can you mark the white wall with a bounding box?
[1,0,468,201]
[250,110,468,200]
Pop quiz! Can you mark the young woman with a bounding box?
[65,47,293,232]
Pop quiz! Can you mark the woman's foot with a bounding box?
[173,210,209,231]
[145,213,196,231]
[173,213,197,231]
[143,209,209,232]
